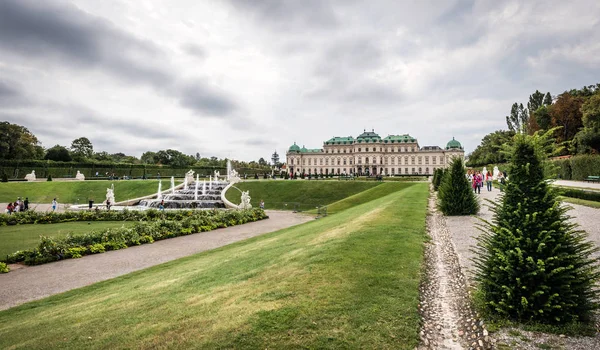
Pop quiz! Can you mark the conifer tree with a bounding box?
[474,134,600,323]
[437,158,479,215]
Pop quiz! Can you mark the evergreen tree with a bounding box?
[432,168,445,191]
[437,158,479,215]
[474,134,600,323]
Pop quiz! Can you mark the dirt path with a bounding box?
[0,210,312,311]
[419,191,492,349]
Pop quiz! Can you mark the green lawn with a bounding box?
[225,180,382,211]
[0,183,429,349]
[0,179,174,204]
[0,221,135,258]
[307,182,419,215]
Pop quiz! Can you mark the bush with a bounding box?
[559,188,600,202]
[47,174,52,181]
[554,159,572,180]
[569,155,600,180]
[0,262,9,273]
[432,168,446,191]
[1,172,7,182]
[2,208,268,265]
[474,134,600,324]
[438,158,479,215]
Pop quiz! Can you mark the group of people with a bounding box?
[5,197,29,214]
[466,169,506,194]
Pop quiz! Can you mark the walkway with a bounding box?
[0,210,313,311]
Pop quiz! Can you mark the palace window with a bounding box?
[418,167,422,174]
[426,167,429,174]
[350,159,353,164]
[380,147,383,151]
[325,159,329,165]
[411,157,415,165]
[365,157,369,164]
[391,168,395,175]
[343,159,347,165]
[337,159,341,165]
[439,156,444,164]
[418,156,422,164]
[366,147,369,152]
[320,159,323,165]
[343,149,346,153]
[358,148,361,152]
[425,156,429,164]
[412,167,415,174]
[303,159,305,165]
[432,157,436,165]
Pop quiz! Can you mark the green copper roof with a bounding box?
[356,130,381,139]
[382,134,416,143]
[446,137,462,149]
[302,148,323,153]
[288,142,300,152]
[325,136,355,145]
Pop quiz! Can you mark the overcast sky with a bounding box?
[1,0,599,161]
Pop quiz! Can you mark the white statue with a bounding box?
[75,170,85,181]
[105,184,115,206]
[185,169,195,184]
[493,166,500,180]
[214,170,220,179]
[24,170,36,181]
[229,169,241,184]
[239,191,252,209]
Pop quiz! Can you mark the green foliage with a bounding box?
[432,168,445,191]
[0,262,8,273]
[553,159,572,180]
[44,145,72,162]
[3,208,268,265]
[437,158,479,215]
[0,121,44,160]
[569,155,600,180]
[1,172,7,182]
[558,188,600,202]
[474,134,600,324]
[47,174,52,181]
[70,137,94,161]
[466,130,514,167]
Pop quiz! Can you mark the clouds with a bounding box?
[0,0,599,160]
[0,0,237,118]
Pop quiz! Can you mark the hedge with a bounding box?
[558,188,600,202]
[2,208,267,266]
[0,160,272,180]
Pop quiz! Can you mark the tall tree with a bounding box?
[506,103,529,133]
[533,105,552,131]
[70,137,94,160]
[543,92,552,106]
[474,133,600,323]
[44,145,72,162]
[0,122,44,160]
[574,93,600,154]
[437,158,479,215]
[141,151,158,164]
[549,92,584,145]
[466,130,515,167]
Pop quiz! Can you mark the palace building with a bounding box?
[286,129,464,176]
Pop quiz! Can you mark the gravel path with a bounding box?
[446,187,600,349]
[419,190,492,350]
[0,210,312,311]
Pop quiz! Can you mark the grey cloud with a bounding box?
[182,43,207,59]
[244,138,276,147]
[0,0,236,117]
[0,80,29,107]
[228,0,339,31]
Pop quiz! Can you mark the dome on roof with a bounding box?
[288,142,300,152]
[357,129,381,140]
[446,137,462,150]
[300,145,308,153]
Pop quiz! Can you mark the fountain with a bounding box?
[138,178,227,209]
[157,181,162,200]
[184,176,188,190]
[171,176,175,195]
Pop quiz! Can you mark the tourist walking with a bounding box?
[486,171,493,191]
[260,200,265,209]
[6,202,14,214]
[51,198,57,212]
[24,197,29,211]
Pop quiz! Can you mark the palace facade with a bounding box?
[286,130,464,176]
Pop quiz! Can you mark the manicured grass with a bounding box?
[225,180,382,211]
[0,183,429,349]
[307,182,418,215]
[0,179,174,204]
[558,196,600,209]
[0,221,134,258]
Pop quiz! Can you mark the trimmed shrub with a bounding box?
[47,174,52,181]
[474,134,600,324]
[0,262,9,273]
[559,188,600,202]
[570,154,600,180]
[553,158,572,180]
[432,168,446,191]
[438,158,479,215]
[1,172,7,183]
[2,208,268,265]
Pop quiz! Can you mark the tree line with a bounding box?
[468,83,600,166]
[0,121,274,170]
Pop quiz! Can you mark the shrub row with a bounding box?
[554,155,600,180]
[558,188,600,202]
[0,208,247,226]
[3,208,267,266]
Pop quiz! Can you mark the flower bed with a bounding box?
[3,208,267,266]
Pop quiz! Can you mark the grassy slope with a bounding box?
[0,183,429,349]
[307,182,418,214]
[0,221,135,258]
[224,180,381,211]
[0,179,174,204]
